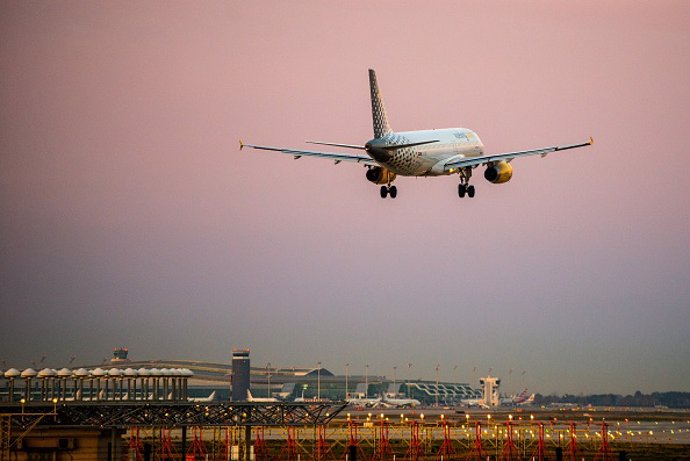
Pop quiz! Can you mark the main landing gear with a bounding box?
[380,185,397,199]
[458,183,475,198]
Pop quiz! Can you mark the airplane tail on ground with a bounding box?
[368,69,392,138]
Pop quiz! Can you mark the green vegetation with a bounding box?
[535,391,690,408]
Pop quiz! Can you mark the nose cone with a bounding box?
[365,138,391,162]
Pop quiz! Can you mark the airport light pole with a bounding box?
[392,366,397,398]
[453,365,458,404]
[407,363,413,398]
[266,362,272,399]
[435,364,440,407]
[364,364,369,398]
[317,361,322,401]
[345,363,350,400]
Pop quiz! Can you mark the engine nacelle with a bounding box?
[366,166,397,185]
[484,161,513,184]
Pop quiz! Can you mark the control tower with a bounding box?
[111,347,130,363]
[231,348,250,401]
[479,375,501,407]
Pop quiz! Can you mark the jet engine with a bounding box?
[484,161,513,184]
[366,166,397,185]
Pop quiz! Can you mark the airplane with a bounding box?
[293,395,328,403]
[274,383,296,400]
[344,383,381,407]
[500,389,535,406]
[346,396,382,408]
[517,393,536,406]
[240,69,593,199]
[189,391,217,403]
[459,397,490,409]
[380,396,421,408]
[380,383,421,408]
[246,389,278,403]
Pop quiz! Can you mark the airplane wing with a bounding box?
[240,141,377,166]
[444,137,593,172]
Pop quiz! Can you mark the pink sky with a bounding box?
[1,1,689,394]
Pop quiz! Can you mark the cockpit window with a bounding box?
[453,131,468,142]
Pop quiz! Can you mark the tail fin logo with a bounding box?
[369,69,392,139]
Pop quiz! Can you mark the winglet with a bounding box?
[588,136,594,145]
[239,139,245,150]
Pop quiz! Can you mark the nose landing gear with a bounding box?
[457,167,475,198]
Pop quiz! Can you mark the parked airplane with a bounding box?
[461,389,534,408]
[380,396,421,408]
[240,69,593,199]
[291,388,331,403]
[346,396,382,408]
[518,394,536,406]
[459,397,489,409]
[274,383,296,400]
[501,389,535,406]
[189,391,217,403]
[247,390,278,403]
[514,392,535,406]
[293,395,328,403]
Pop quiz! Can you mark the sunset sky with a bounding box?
[2,1,689,395]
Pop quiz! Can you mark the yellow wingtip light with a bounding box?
[239,139,245,150]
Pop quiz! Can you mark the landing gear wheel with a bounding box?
[467,185,475,198]
[380,186,388,199]
[458,184,467,198]
[389,185,397,199]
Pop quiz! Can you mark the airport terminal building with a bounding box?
[106,348,482,404]
[29,348,481,405]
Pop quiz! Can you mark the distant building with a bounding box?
[111,347,130,363]
[72,348,479,403]
[406,381,481,404]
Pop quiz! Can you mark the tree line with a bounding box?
[533,391,690,408]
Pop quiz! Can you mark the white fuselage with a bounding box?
[368,128,484,176]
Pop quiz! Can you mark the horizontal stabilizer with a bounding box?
[306,140,366,150]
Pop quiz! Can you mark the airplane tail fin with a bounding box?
[369,69,392,138]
